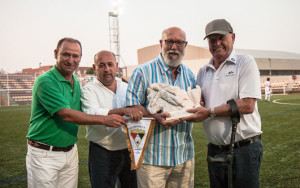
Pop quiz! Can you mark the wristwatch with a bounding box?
[210,107,216,117]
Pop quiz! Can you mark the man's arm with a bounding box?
[210,98,255,117]
[182,98,256,122]
[108,107,143,121]
[56,108,127,128]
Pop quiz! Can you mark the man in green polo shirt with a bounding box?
[26,38,142,188]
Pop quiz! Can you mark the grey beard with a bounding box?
[162,50,184,68]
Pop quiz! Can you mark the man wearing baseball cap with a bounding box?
[182,19,263,187]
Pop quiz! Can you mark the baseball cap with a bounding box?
[204,19,233,40]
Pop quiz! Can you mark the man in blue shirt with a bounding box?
[126,27,196,188]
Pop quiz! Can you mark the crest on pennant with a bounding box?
[123,118,155,170]
[130,129,145,147]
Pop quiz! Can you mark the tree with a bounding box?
[85,68,94,74]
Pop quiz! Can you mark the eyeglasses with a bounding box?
[163,39,187,47]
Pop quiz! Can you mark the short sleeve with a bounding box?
[238,56,261,100]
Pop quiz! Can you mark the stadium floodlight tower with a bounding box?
[109,0,121,76]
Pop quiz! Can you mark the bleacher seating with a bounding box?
[261,81,300,94]
[0,75,35,106]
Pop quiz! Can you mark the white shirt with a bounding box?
[81,77,128,150]
[265,81,271,89]
[265,80,271,94]
[197,50,262,145]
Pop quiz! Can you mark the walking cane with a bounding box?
[227,99,240,188]
[207,99,240,188]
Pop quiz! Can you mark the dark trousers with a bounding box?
[207,140,263,188]
[88,141,137,188]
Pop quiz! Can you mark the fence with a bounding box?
[1,74,300,107]
[260,82,300,95]
[0,74,96,107]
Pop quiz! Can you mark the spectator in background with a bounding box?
[265,77,271,102]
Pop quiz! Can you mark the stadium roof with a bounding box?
[235,49,300,60]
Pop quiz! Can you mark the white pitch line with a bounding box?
[272,99,300,105]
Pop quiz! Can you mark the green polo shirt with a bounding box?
[27,66,81,147]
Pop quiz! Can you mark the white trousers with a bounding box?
[26,144,79,188]
[265,87,271,101]
[137,158,194,188]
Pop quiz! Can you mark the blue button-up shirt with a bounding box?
[126,54,196,166]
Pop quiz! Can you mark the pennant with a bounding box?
[123,118,155,170]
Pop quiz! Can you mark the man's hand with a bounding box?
[123,108,143,121]
[153,112,182,128]
[108,105,146,121]
[103,114,128,128]
[180,107,210,122]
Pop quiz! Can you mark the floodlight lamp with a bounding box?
[109,11,118,17]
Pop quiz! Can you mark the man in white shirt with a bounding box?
[265,77,271,101]
[81,50,142,188]
[182,19,263,188]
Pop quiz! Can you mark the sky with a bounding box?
[1,0,300,73]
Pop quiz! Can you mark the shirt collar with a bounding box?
[157,53,182,74]
[207,49,237,70]
[51,65,70,82]
[225,49,237,64]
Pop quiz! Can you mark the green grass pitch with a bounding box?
[0,94,299,187]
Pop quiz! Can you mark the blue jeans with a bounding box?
[88,142,137,188]
[207,140,263,188]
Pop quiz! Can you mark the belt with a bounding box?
[211,135,261,151]
[27,139,74,152]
